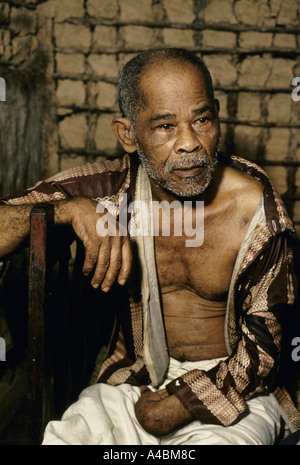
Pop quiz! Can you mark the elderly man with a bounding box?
[0,48,299,445]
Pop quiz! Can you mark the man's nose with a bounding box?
[174,125,202,154]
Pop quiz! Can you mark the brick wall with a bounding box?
[1,0,300,228]
[1,0,300,233]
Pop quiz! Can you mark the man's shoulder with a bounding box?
[217,154,264,207]
[46,153,132,184]
[217,153,268,185]
[218,153,295,235]
[44,153,137,200]
[223,162,263,192]
[2,154,136,205]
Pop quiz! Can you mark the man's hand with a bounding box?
[134,386,193,437]
[56,197,132,292]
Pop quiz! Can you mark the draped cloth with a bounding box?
[42,357,283,445]
[135,164,169,387]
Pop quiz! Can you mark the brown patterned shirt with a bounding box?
[1,152,299,431]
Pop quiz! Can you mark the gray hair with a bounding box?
[118,48,215,129]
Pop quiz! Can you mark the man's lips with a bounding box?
[172,166,206,178]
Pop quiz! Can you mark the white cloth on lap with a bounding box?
[42,357,283,445]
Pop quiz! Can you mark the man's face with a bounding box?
[133,61,220,198]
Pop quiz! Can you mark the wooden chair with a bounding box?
[27,205,114,445]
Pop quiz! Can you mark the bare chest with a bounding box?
[154,214,245,300]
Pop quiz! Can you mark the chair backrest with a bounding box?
[27,204,55,445]
[27,204,114,444]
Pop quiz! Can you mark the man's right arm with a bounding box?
[0,197,133,292]
[0,203,33,257]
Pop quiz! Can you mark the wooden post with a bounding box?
[27,204,54,445]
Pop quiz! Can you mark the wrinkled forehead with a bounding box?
[138,60,211,107]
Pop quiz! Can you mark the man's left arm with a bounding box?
[166,235,297,428]
[135,387,193,436]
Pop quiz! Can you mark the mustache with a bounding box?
[167,154,211,171]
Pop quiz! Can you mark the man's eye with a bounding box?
[158,124,173,130]
[196,117,209,124]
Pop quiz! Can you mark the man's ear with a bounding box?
[214,98,220,115]
[112,117,137,153]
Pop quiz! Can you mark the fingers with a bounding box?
[139,386,150,394]
[140,386,169,400]
[118,236,133,285]
[88,235,132,292]
[138,386,168,403]
[70,199,133,291]
[92,235,121,291]
[82,245,101,277]
[156,388,169,400]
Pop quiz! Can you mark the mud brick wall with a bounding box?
[0,0,300,436]
[1,0,300,231]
